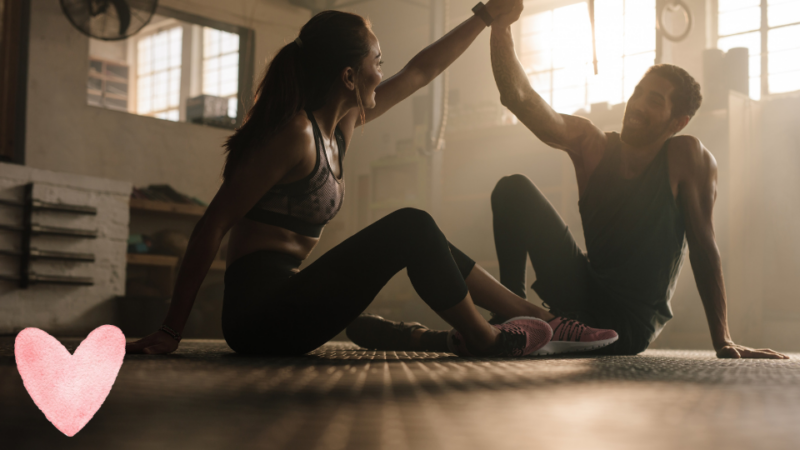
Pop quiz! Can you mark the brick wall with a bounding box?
[0,162,131,335]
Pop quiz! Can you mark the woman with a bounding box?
[126,2,612,357]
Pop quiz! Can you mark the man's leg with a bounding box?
[491,174,592,317]
[348,176,615,353]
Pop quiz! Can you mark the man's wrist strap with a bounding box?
[472,2,494,27]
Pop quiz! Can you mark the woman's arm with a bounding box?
[125,115,313,354]
[345,0,523,128]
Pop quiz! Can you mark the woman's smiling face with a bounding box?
[357,30,383,109]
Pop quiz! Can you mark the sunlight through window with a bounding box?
[137,27,182,120]
[203,28,240,118]
[718,0,800,98]
[520,0,655,114]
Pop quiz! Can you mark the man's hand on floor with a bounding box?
[126,330,180,355]
[716,343,789,359]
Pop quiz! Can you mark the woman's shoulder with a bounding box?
[263,111,315,155]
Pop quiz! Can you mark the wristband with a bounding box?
[159,324,182,342]
[472,2,494,27]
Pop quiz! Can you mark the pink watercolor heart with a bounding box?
[15,325,126,437]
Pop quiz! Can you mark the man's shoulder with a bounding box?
[666,135,717,176]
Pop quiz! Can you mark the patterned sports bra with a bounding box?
[244,110,346,237]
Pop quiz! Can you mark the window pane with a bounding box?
[528,71,552,92]
[221,53,239,68]
[137,40,151,75]
[552,3,592,69]
[204,56,220,73]
[768,24,800,52]
[228,97,238,119]
[521,31,554,56]
[169,29,182,68]
[169,69,181,107]
[539,91,553,107]
[521,50,552,72]
[719,0,761,13]
[204,71,219,96]
[518,0,654,113]
[221,32,240,53]
[718,31,761,55]
[718,7,761,36]
[596,0,624,60]
[220,67,238,96]
[522,9,552,32]
[137,76,152,113]
[769,1,800,27]
[552,67,586,89]
[750,77,761,99]
[589,59,624,105]
[623,51,655,100]
[204,28,220,57]
[769,48,800,73]
[553,85,585,113]
[769,70,800,93]
[750,53,762,76]
[624,0,656,55]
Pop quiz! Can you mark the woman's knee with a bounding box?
[384,207,442,242]
[386,207,436,228]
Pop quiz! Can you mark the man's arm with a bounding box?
[677,137,787,359]
[342,0,522,131]
[489,24,604,155]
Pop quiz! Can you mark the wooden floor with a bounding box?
[2,338,800,450]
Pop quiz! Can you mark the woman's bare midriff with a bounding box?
[226,219,320,270]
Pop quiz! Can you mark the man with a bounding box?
[466,13,785,358]
[349,8,787,358]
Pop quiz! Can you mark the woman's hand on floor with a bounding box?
[126,330,180,355]
[716,343,789,359]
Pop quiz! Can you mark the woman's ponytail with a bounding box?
[222,11,372,181]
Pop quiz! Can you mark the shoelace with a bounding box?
[495,326,527,357]
[552,318,586,341]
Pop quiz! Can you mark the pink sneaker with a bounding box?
[447,316,553,357]
[531,317,619,356]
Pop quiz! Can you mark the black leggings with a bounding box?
[491,174,647,355]
[222,208,476,355]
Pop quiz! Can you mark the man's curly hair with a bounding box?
[643,64,703,118]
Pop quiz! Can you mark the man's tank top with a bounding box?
[244,110,345,238]
[579,133,686,343]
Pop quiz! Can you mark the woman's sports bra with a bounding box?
[244,110,345,238]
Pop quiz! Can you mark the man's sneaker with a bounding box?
[530,316,618,356]
[346,314,428,351]
[447,316,553,357]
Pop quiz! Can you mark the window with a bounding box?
[137,26,183,121]
[717,0,800,99]
[86,7,253,128]
[519,0,656,113]
[202,28,240,119]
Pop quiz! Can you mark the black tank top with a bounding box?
[579,133,686,343]
[244,110,346,237]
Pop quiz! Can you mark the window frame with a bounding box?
[713,0,800,98]
[155,6,254,128]
[517,0,657,113]
[134,22,184,121]
[201,26,242,120]
[88,6,254,128]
